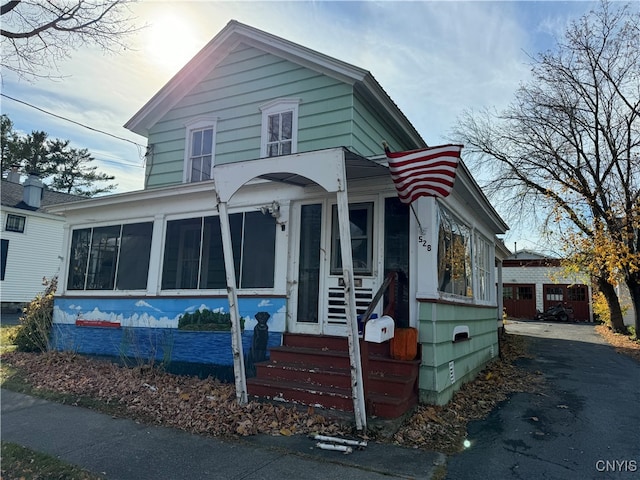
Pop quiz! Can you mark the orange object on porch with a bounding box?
[390,327,418,361]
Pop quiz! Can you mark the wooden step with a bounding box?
[248,333,421,419]
[282,333,391,356]
[367,392,418,419]
[254,361,352,389]
[246,377,354,411]
[255,360,417,397]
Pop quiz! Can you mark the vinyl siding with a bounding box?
[352,89,415,157]
[1,212,65,303]
[144,43,410,189]
[417,301,499,405]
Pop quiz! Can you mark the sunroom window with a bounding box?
[162,211,276,290]
[260,99,299,158]
[437,206,472,297]
[475,234,492,301]
[67,222,153,290]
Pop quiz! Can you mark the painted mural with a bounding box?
[51,297,286,378]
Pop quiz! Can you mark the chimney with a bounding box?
[6,165,20,183]
[23,174,44,209]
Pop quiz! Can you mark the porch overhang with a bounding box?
[212,147,390,202]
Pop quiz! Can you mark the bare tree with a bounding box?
[454,1,640,333]
[1,0,137,79]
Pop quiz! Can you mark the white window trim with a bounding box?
[259,98,300,158]
[183,117,218,183]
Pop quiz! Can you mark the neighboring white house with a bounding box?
[1,174,82,312]
[502,249,592,322]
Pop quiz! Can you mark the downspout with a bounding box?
[336,186,367,431]
[217,199,248,404]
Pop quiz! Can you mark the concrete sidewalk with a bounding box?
[1,389,444,480]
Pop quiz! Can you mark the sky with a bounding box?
[0,0,601,252]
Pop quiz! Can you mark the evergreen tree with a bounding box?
[1,114,116,197]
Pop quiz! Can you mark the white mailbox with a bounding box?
[364,315,395,343]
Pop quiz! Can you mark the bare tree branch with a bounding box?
[453,1,640,332]
[1,0,139,79]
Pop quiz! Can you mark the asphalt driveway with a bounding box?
[445,320,639,479]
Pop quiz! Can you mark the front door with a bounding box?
[293,197,410,336]
[324,201,379,336]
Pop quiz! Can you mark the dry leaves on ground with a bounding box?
[392,333,544,453]
[2,332,538,452]
[3,351,350,439]
[595,324,640,362]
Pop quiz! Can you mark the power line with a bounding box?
[1,93,147,149]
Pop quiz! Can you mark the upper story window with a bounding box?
[5,214,26,233]
[260,99,300,158]
[184,118,217,183]
[67,222,153,291]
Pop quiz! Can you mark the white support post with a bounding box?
[217,201,248,404]
[336,189,367,431]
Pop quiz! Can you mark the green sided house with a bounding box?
[47,21,509,427]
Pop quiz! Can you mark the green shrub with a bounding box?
[13,278,57,353]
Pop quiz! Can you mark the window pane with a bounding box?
[67,229,91,290]
[267,144,279,157]
[240,211,275,288]
[297,204,322,323]
[116,223,153,290]
[201,156,212,180]
[281,111,292,139]
[162,218,202,289]
[229,213,243,285]
[191,130,203,156]
[200,216,226,289]
[331,203,373,275]
[568,286,586,301]
[384,197,410,327]
[191,158,202,182]
[0,239,7,281]
[518,286,533,300]
[5,214,25,233]
[202,128,213,155]
[281,141,292,155]
[268,115,280,142]
[86,225,121,290]
[437,207,471,296]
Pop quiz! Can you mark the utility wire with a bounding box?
[1,93,147,149]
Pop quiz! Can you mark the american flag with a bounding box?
[384,143,463,204]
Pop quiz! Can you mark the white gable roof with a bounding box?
[124,20,424,146]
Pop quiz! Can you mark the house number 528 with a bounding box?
[418,236,432,251]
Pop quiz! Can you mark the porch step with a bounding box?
[255,360,418,397]
[247,333,420,419]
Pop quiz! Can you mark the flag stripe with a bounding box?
[385,144,462,204]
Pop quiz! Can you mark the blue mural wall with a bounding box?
[51,296,286,378]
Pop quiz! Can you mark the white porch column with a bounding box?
[217,201,247,404]
[336,188,367,431]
